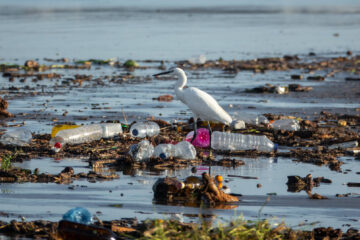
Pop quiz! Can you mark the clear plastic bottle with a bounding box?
[0,128,32,146]
[328,140,358,150]
[211,131,276,152]
[271,119,300,131]
[49,123,122,147]
[62,207,93,225]
[175,141,197,160]
[153,141,197,160]
[153,144,177,159]
[233,114,269,125]
[130,121,160,138]
[128,140,154,162]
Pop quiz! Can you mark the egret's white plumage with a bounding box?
[172,68,232,124]
[153,67,231,146]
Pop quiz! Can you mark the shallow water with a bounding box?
[1,0,360,60]
[0,155,357,230]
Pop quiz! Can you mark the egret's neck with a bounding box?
[174,71,187,97]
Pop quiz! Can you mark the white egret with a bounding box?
[153,67,232,142]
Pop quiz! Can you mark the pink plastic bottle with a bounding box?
[185,128,210,148]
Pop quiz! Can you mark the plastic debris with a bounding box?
[153,141,196,160]
[130,121,160,138]
[188,55,207,64]
[328,140,358,150]
[49,123,122,150]
[233,114,269,125]
[0,128,32,146]
[211,131,276,152]
[271,119,301,131]
[230,120,246,130]
[185,128,210,148]
[51,124,80,138]
[62,207,92,225]
[128,140,154,162]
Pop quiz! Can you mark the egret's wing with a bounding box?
[181,87,232,124]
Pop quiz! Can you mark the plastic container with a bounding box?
[0,128,32,146]
[62,207,92,225]
[188,55,207,64]
[234,114,269,125]
[185,128,210,148]
[230,120,246,130]
[271,119,300,131]
[50,123,122,148]
[175,141,197,160]
[153,144,177,159]
[328,140,358,150]
[130,121,160,138]
[128,140,154,162]
[153,141,197,160]
[211,131,276,152]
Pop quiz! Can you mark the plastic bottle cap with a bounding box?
[132,129,138,136]
[215,175,223,183]
[159,153,166,159]
[54,142,62,149]
[274,143,278,152]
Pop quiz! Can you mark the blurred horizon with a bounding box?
[1,0,359,60]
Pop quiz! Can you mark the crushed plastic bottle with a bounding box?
[271,119,300,131]
[0,128,32,146]
[50,123,122,150]
[62,207,92,225]
[128,140,154,162]
[211,131,277,152]
[175,141,197,160]
[328,140,358,150]
[153,141,197,160]
[185,128,210,148]
[130,121,160,138]
[153,144,176,159]
[234,114,269,125]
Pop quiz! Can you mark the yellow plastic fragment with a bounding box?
[51,124,80,138]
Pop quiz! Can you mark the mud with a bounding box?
[0,97,11,118]
[0,166,119,184]
[175,55,360,75]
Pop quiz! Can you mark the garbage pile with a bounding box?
[245,83,312,94]
[152,173,238,206]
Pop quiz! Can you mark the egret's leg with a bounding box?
[207,121,213,146]
[207,121,213,175]
[191,117,198,143]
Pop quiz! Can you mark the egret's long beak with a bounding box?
[152,70,173,77]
